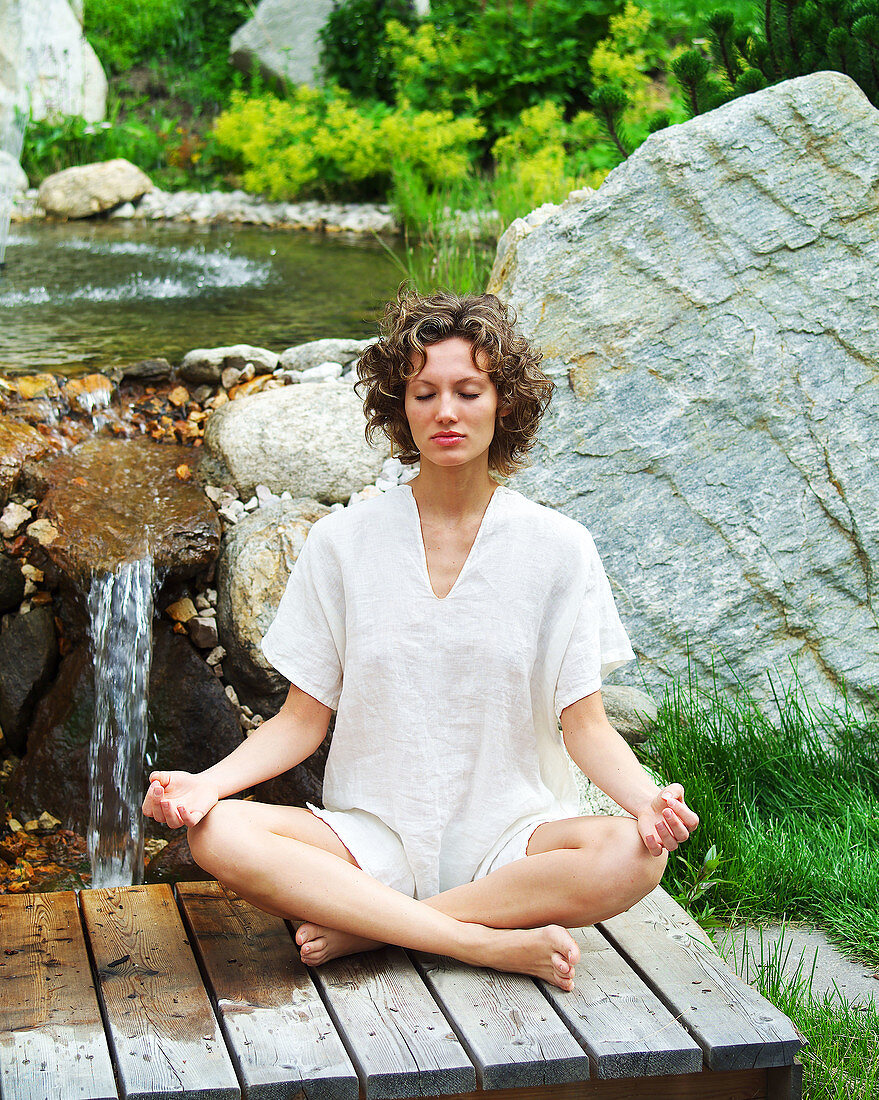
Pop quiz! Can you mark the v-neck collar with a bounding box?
[403,484,504,601]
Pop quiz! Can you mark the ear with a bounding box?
[497,403,512,418]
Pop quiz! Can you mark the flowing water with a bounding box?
[0,219,408,375]
[87,557,156,888]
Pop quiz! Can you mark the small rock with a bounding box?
[38,810,61,830]
[22,578,36,597]
[197,606,216,618]
[239,363,256,383]
[221,366,242,390]
[114,358,173,383]
[20,563,43,583]
[167,385,190,408]
[23,819,40,833]
[255,484,279,505]
[218,506,240,525]
[195,594,211,611]
[165,597,197,623]
[224,683,239,707]
[205,588,218,605]
[204,485,225,504]
[0,502,32,538]
[8,819,22,833]
[26,519,59,546]
[243,496,259,511]
[205,645,226,666]
[188,616,219,649]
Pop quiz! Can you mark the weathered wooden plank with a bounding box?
[0,891,117,1100]
[538,925,703,1079]
[177,880,358,1100]
[598,887,803,1072]
[310,946,476,1099]
[406,1065,769,1100]
[411,951,590,1088]
[80,883,239,1100]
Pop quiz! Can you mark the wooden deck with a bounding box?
[0,882,803,1100]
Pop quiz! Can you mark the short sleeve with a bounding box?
[554,531,634,716]
[260,521,344,710]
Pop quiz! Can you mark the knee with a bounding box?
[187,800,243,876]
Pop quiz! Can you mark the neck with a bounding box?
[408,459,497,520]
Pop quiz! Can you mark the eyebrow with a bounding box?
[411,374,486,387]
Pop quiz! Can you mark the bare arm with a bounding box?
[560,691,698,856]
[142,683,332,829]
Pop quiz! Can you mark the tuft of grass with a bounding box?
[716,924,879,1100]
[639,669,879,964]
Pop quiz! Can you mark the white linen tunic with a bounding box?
[261,484,634,899]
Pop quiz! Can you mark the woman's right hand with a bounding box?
[141,770,219,829]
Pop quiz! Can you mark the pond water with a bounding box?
[0,220,407,376]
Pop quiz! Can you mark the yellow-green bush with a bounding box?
[213,88,484,201]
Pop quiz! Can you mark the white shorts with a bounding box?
[306,803,552,898]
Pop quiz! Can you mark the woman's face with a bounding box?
[404,338,500,471]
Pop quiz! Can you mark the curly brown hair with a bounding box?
[357,288,554,476]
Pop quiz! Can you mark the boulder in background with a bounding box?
[493,72,879,708]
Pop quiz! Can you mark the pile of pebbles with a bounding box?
[12,187,396,235]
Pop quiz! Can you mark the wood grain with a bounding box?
[0,891,117,1100]
[598,888,803,1072]
[539,925,704,1079]
[411,951,590,1088]
[177,880,358,1100]
[80,883,240,1100]
[310,946,476,1099]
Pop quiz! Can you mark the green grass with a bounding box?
[716,924,879,1099]
[638,672,879,965]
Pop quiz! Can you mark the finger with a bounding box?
[149,771,171,787]
[655,819,679,851]
[663,795,700,830]
[642,831,663,857]
[662,808,691,843]
[178,806,204,828]
[662,783,685,801]
[160,799,184,830]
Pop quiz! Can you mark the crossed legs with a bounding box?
[187,801,666,991]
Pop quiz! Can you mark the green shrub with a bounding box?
[212,89,485,201]
[21,111,171,184]
[348,0,624,141]
[318,0,418,101]
[84,0,250,110]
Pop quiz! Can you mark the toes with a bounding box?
[552,950,571,976]
[296,923,319,946]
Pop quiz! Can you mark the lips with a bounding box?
[431,432,464,440]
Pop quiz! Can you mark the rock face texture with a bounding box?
[491,72,879,708]
[31,438,220,581]
[0,417,48,507]
[0,606,58,755]
[0,0,106,124]
[203,382,389,503]
[216,497,330,716]
[7,626,243,834]
[229,0,335,88]
[38,159,153,219]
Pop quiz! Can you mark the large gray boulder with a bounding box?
[491,72,879,709]
[0,0,106,125]
[38,159,153,219]
[216,497,329,716]
[203,381,390,503]
[230,0,335,88]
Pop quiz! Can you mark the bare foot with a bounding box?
[480,925,580,991]
[295,922,385,966]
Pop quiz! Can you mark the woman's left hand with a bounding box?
[637,783,699,856]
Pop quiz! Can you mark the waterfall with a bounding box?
[87,557,156,888]
[0,105,26,269]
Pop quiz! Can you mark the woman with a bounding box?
[143,290,698,992]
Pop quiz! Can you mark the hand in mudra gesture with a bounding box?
[141,770,219,830]
[637,784,699,856]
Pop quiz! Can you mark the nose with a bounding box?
[436,392,457,422]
